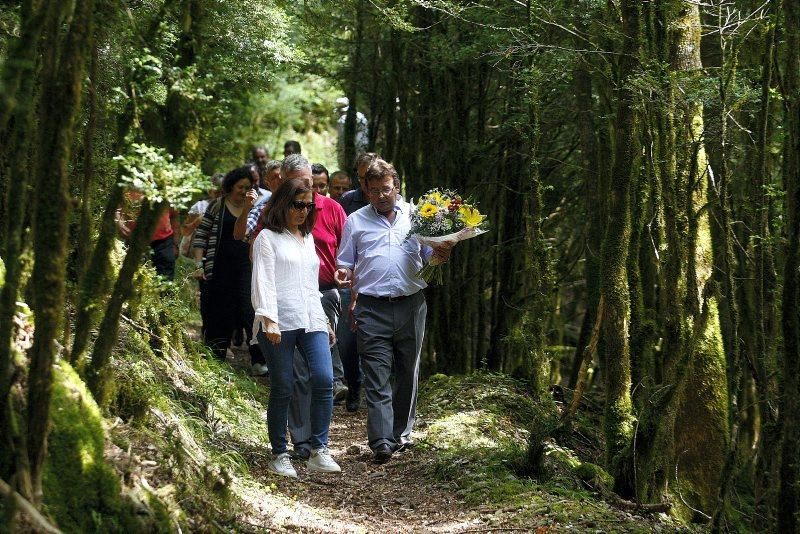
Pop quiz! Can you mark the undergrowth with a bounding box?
[101,259,276,530]
[417,372,702,533]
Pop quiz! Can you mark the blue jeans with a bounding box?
[261,329,333,454]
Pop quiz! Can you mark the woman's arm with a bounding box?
[181,213,203,236]
[252,232,280,344]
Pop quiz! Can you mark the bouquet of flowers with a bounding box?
[408,188,489,284]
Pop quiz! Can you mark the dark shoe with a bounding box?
[232,329,244,347]
[346,397,360,412]
[394,441,414,453]
[333,382,349,404]
[372,444,393,464]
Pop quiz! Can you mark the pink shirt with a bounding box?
[312,192,346,287]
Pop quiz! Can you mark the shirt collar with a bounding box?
[369,198,404,217]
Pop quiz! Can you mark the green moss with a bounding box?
[674,298,729,517]
[574,462,614,488]
[544,345,574,386]
[42,361,138,532]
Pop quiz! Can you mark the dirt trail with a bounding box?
[227,345,487,533]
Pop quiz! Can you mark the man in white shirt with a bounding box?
[335,97,369,172]
[335,158,452,464]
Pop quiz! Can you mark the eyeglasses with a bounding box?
[368,186,396,197]
[290,200,315,211]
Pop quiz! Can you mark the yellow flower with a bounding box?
[428,191,447,206]
[420,203,438,218]
[458,206,485,228]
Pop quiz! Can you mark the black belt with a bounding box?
[319,283,338,291]
[359,291,418,303]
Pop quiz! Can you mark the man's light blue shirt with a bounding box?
[337,199,432,298]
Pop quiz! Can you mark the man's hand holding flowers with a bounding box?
[408,188,489,284]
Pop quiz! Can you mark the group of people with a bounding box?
[132,140,453,478]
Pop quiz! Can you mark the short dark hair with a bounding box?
[261,178,316,236]
[355,152,379,169]
[364,159,400,188]
[251,145,268,159]
[311,163,329,177]
[284,140,301,154]
[331,170,350,183]
[222,165,254,193]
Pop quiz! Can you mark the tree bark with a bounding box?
[86,201,164,406]
[26,0,95,502]
[600,0,639,497]
[0,0,45,448]
[779,0,800,530]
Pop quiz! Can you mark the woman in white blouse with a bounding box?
[252,178,341,478]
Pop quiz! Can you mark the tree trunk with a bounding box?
[600,0,639,497]
[751,20,780,531]
[779,0,800,529]
[26,0,95,503]
[0,0,45,452]
[86,201,164,406]
[632,1,729,515]
[73,36,99,295]
[569,20,605,389]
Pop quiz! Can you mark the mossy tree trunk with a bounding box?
[26,0,95,503]
[599,0,639,497]
[779,0,800,530]
[751,20,780,531]
[630,1,729,514]
[569,3,608,390]
[0,1,46,463]
[699,5,745,526]
[163,0,203,161]
[86,201,165,406]
[73,35,99,297]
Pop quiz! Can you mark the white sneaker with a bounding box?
[268,453,297,478]
[307,447,341,473]
[251,363,270,377]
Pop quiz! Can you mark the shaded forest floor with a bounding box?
[104,331,697,533]
[11,284,706,533]
[205,348,692,533]
[16,259,700,533]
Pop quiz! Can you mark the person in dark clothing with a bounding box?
[337,152,377,215]
[191,166,267,370]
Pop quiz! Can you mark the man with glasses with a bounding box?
[336,152,378,412]
[335,158,452,464]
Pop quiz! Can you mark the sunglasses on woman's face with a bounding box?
[290,200,315,211]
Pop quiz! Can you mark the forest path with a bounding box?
[226,345,489,533]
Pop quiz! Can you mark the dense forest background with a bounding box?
[1,0,799,531]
